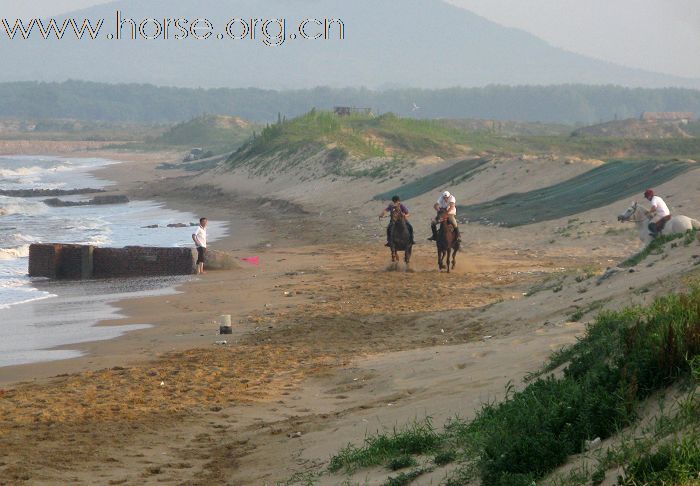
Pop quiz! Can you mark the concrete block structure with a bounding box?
[93,247,197,278]
[28,243,93,279]
[29,244,197,279]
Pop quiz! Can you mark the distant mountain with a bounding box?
[1,0,698,90]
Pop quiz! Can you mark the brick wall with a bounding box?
[29,244,197,279]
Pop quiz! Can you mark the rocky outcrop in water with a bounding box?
[43,195,130,207]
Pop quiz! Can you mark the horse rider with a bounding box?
[428,191,461,242]
[644,188,671,238]
[379,195,415,247]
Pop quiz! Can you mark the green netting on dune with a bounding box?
[373,158,490,201]
[465,160,694,227]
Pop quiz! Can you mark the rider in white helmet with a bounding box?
[428,190,461,242]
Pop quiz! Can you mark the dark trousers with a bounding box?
[388,222,414,242]
[648,215,671,235]
[431,218,460,239]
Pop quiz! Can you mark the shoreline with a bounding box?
[0,151,266,385]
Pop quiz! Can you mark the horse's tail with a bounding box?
[454,240,461,252]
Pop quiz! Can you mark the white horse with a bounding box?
[617,201,700,245]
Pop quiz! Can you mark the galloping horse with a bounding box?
[618,201,700,245]
[388,205,413,268]
[435,208,460,272]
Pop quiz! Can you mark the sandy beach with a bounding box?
[1,146,698,485]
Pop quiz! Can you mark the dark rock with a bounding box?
[142,224,159,229]
[43,195,129,207]
[167,223,188,228]
[91,195,129,205]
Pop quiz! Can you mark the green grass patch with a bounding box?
[328,419,440,474]
[622,436,700,485]
[328,288,700,485]
[620,229,697,267]
[433,450,457,466]
[387,455,417,471]
[373,157,490,201]
[465,159,693,227]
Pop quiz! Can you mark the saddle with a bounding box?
[649,214,671,236]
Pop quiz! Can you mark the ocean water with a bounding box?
[0,155,226,368]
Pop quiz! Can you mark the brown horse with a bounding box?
[435,209,460,272]
[388,206,413,268]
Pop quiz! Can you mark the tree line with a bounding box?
[0,80,698,125]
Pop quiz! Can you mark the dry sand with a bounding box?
[2,148,700,485]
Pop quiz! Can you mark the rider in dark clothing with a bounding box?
[379,195,415,247]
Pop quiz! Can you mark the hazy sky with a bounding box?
[1,0,698,79]
[447,0,700,79]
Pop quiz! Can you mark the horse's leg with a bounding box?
[446,249,451,273]
[452,247,457,270]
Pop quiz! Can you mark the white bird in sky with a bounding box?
[412,102,420,112]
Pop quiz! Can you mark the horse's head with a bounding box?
[618,201,640,222]
[436,208,448,223]
[390,205,405,223]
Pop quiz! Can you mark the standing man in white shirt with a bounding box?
[644,189,671,237]
[192,217,208,274]
[428,190,461,242]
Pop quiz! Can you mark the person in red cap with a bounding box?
[644,189,671,237]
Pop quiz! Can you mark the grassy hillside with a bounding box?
[232,110,473,160]
[240,111,700,161]
[465,160,694,227]
[226,110,481,178]
[151,115,257,153]
[324,287,700,486]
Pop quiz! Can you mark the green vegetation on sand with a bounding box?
[327,287,700,485]
[230,110,474,161]
[152,115,256,153]
[227,110,483,178]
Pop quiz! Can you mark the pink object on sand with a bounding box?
[240,256,260,266]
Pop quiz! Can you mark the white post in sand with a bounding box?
[219,315,233,335]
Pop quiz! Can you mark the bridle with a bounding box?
[619,203,647,223]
